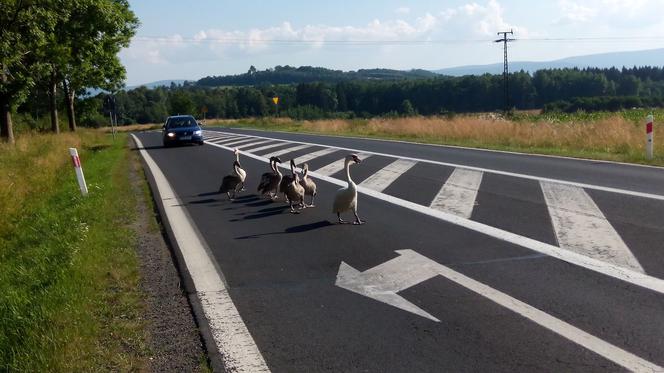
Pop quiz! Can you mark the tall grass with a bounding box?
[215,110,664,165]
[0,131,146,371]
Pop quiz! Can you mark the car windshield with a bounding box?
[166,117,197,128]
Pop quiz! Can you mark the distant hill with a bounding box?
[127,79,187,90]
[196,66,438,87]
[434,48,664,76]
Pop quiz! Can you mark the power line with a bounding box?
[130,35,664,46]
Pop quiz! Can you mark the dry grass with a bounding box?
[229,113,663,164]
[0,131,89,237]
[98,123,161,133]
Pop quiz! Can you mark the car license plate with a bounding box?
[180,136,191,140]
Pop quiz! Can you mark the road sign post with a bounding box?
[69,148,88,196]
[272,96,279,117]
[646,114,654,160]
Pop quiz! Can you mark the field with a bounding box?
[0,130,146,371]
[203,109,664,166]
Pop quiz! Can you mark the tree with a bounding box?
[0,1,60,143]
[55,0,138,132]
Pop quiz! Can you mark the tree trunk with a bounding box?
[0,93,15,144]
[63,80,76,131]
[49,71,59,134]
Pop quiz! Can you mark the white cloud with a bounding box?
[554,0,598,24]
[121,0,529,66]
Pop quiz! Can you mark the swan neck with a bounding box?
[344,159,352,184]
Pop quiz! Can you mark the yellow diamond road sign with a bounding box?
[272,97,279,105]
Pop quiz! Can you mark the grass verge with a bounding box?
[205,110,664,166]
[0,130,146,371]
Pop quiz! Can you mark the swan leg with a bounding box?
[352,208,365,225]
[308,194,316,207]
[337,212,348,224]
[239,182,246,192]
[290,202,300,214]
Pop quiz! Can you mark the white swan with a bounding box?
[332,154,363,224]
[219,152,245,200]
[298,163,317,207]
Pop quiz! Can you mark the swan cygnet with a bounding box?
[257,156,282,199]
[298,163,317,207]
[284,159,305,213]
[233,148,246,191]
[332,154,363,224]
[219,159,245,200]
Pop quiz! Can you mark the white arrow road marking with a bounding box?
[541,182,645,273]
[336,250,662,372]
[261,144,313,159]
[430,168,483,219]
[316,153,373,176]
[336,250,442,321]
[359,159,417,192]
[133,135,270,372]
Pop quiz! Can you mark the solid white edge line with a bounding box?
[206,140,664,296]
[133,135,270,373]
[206,129,664,202]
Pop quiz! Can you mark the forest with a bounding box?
[61,65,664,127]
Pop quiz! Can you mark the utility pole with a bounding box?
[495,29,515,112]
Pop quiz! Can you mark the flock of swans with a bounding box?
[219,149,365,225]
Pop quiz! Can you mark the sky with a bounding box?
[119,0,664,86]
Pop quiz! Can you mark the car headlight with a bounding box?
[194,130,202,136]
[167,132,175,137]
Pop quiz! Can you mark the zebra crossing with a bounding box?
[202,130,661,277]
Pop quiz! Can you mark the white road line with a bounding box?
[244,141,290,153]
[425,250,661,372]
[541,182,645,274]
[234,139,275,149]
[261,144,313,159]
[216,137,259,147]
[132,135,270,373]
[294,147,339,164]
[316,153,372,176]
[208,142,664,296]
[208,130,664,202]
[359,159,417,192]
[430,168,483,219]
[208,137,246,144]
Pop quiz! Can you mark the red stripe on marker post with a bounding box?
[646,114,654,160]
[69,148,88,195]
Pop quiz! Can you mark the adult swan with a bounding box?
[332,154,363,224]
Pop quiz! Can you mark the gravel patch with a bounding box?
[129,147,208,372]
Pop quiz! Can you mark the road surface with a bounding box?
[133,127,664,373]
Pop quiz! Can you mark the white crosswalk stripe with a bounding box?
[247,142,290,153]
[261,144,313,159]
[359,159,417,192]
[293,147,339,165]
[208,136,249,144]
[430,168,483,219]
[234,139,275,149]
[217,137,260,147]
[316,153,372,176]
[540,182,645,273]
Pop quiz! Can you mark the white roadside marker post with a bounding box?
[69,148,88,196]
[646,114,654,160]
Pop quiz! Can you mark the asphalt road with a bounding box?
[134,127,664,373]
